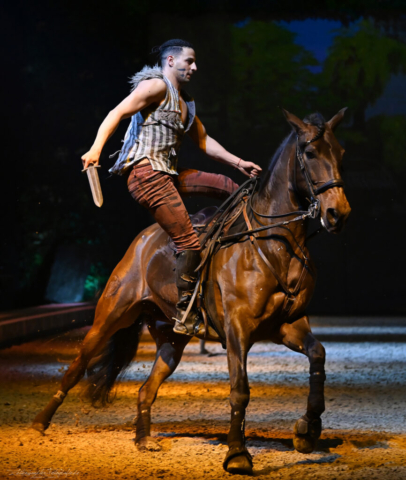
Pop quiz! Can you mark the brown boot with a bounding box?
[173,250,201,336]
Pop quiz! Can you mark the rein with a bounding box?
[218,200,319,244]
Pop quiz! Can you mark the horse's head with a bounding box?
[283,108,351,233]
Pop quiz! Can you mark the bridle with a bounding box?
[294,125,345,209]
[250,124,345,224]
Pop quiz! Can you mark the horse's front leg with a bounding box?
[223,325,253,475]
[280,315,326,453]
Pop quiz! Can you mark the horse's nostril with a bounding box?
[327,208,339,225]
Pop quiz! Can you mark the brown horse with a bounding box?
[30,109,351,475]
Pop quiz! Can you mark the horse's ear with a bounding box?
[282,109,307,134]
[327,107,348,131]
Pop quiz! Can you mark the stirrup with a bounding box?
[172,316,197,336]
[173,274,201,336]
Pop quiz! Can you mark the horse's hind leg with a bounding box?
[30,326,114,435]
[279,315,326,454]
[30,281,143,435]
[135,318,191,452]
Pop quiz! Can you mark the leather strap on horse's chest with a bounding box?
[242,202,292,297]
[242,202,297,314]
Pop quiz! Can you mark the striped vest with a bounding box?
[109,65,196,176]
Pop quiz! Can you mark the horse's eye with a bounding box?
[305,151,316,159]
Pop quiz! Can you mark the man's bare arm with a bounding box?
[188,116,262,177]
[81,79,167,169]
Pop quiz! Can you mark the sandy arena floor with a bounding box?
[1,325,406,479]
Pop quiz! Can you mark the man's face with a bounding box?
[170,48,197,83]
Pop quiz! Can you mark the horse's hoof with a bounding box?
[223,447,253,475]
[226,455,253,475]
[135,436,161,452]
[293,416,321,454]
[30,423,46,435]
[19,425,45,445]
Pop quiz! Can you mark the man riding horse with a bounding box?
[32,60,350,470]
[81,38,262,336]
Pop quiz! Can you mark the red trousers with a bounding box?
[127,162,239,252]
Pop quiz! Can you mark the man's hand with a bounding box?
[81,148,101,170]
[236,159,262,178]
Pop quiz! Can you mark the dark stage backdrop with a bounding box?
[2,1,406,314]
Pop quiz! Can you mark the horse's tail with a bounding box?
[83,316,145,407]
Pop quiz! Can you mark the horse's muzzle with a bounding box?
[322,204,351,233]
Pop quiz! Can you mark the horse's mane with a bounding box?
[267,133,293,176]
[258,132,294,196]
[259,112,326,196]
